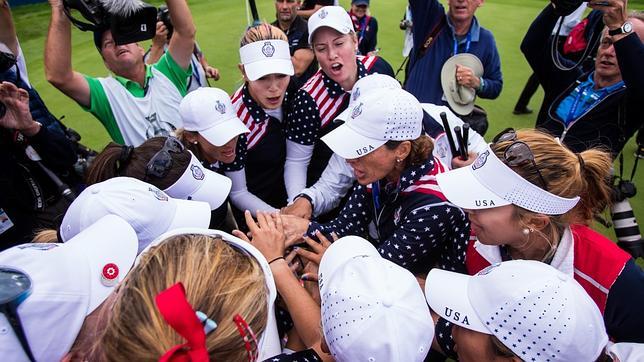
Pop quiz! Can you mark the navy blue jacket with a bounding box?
[522,5,643,156]
[405,0,502,104]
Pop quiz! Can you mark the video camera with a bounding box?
[62,0,157,46]
[550,0,609,16]
[157,5,174,40]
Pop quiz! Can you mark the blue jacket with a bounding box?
[405,0,503,105]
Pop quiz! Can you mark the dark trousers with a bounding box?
[514,72,540,112]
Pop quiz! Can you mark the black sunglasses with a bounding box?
[0,267,36,362]
[145,136,185,180]
[492,128,549,192]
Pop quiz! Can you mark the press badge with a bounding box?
[0,208,15,235]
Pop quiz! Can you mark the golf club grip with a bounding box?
[439,112,458,156]
[462,123,470,155]
[248,0,260,24]
[454,126,467,160]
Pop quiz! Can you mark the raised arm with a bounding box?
[0,0,18,56]
[44,0,90,107]
[165,0,196,70]
[292,48,315,77]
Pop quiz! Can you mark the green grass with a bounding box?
[10,0,644,247]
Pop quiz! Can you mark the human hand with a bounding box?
[589,0,628,30]
[233,210,286,262]
[280,214,311,247]
[152,21,169,47]
[204,66,220,80]
[0,82,39,136]
[294,230,336,268]
[450,151,477,169]
[455,64,481,90]
[281,196,313,220]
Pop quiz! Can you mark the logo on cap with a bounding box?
[319,9,328,18]
[351,102,363,119]
[17,243,59,251]
[355,144,375,156]
[472,150,490,170]
[191,164,205,180]
[101,263,120,287]
[352,87,361,101]
[149,186,169,201]
[262,42,275,57]
[214,100,226,114]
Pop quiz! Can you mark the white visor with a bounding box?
[436,145,580,215]
[164,151,232,210]
[140,228,282,361]
[240,40,294,81]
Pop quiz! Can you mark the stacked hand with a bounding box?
[233,210,286,262]
[281,197,313,220]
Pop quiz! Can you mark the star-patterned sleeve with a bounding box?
[377,203,469,273]
[220,134,247,172]
[307,184,371,238]
[286,90,321,146]
[262,349,321,362]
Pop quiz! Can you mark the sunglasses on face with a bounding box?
[145,136,185,180]
[0,267,36,362]
[492,128,549,192]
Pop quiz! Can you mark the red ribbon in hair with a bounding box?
[156,283,210,362]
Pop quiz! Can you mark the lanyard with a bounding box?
[566,80,624,124]
[191,56,202,87]
[452,31,472,56]
[371,181,381,212]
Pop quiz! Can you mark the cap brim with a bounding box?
[64,215,138,312]
[425,268,488,334]
[167,199,212,231]
[436,166,510,210]
[321,123,386,160]
[309,25,352,44]
[319,236,380,288]
[244,59,294,82]
[199,117,250,147]
[190,169,232,210]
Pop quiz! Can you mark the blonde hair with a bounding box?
[240,23,287,47]
[32,229,58,243]
[94,234,268,361]
[492,129,613,254]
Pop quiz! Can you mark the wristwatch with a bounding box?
[608,21,633,36]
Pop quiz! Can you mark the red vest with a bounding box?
[466,225,630,313]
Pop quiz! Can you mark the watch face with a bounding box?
[623,22,633,33]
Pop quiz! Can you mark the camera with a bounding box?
[157,5,174,40]
[0,51,18,119]
[62,0,157,46]
[611,179,643,258]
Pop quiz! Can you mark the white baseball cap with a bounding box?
[308,6,355,44]
[239,39,294,81]
[425,260,608,362]
[164,150,231,210]
[322,87,424,159]
[180,87,250,147]
[141,228,282,361]
[335,73,402,121]
[0,215,138,362]
[60,177,211,253]
[318,236,434,362]
[440,54,484,116]
[436,144,580,215]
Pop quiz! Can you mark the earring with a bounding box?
[522,228,530,236]
[396,159,402,163]
[193,141,198,145]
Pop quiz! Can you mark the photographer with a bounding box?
[0,81,77,250]
[521,0,643,157]
[45,0,196,146]
[404,0,503,105]
[145,5,220,93]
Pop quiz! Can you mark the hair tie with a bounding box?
[116,145,134,175]
[577,153,585,173]
[156,283,210,362]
